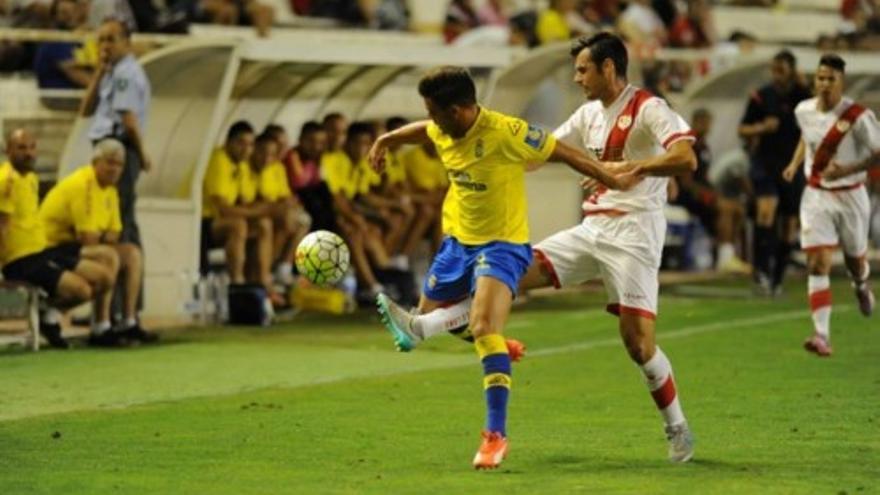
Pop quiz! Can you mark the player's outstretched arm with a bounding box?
[782,138,806,182]
[625,140,697,177]
[548,140,637,190]
[369,121,431,173]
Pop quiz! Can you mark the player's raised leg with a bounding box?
[470,276,514,470]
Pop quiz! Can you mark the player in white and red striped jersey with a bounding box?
[377,33,698,463]
[525,32,697,463]
[782,54,880,357]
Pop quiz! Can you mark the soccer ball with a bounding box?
[295,230,350,286]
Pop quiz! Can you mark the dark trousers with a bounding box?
[118,140,142,247]
[96,135,144,317]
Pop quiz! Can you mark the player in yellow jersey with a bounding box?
[0,129,117,349]
[369,66,636,469]
[251,132,311,286]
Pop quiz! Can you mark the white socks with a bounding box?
[92,321,112,335]
[42,308,62,325]
[414,298,472,340]
[640,347,686,427]
[717,243,735,266]
[808,275,832,341]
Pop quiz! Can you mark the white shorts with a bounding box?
[800,185,870,257]
[533,210,665,319]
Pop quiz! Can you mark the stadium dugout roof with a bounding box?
[57,35,515,318]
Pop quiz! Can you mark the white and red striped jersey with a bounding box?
[794,96,880,189]
[553,85,695,214]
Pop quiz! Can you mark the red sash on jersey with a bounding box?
[583,88,654,210]
[808,103,867,187]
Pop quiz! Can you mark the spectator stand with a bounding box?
[54,32,513,321]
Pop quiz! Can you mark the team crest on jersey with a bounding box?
[427,274,437,289]
[836,120,851,133]
[115,78,128,91]
[524,125,546,150]
[475,139,484,158]
[507,121,523,135]
[476,254,490,271]
[616,115,632,130]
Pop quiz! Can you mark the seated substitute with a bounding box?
[251,132,311,286]
[0,129,117,349]
[40,138,157,344]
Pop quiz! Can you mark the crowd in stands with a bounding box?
[4,0,880,76]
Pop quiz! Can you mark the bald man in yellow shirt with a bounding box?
[40,138,156,345]
[0,129,117,349]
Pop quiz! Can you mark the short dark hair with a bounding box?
[692,108,711,120]
[102,17,131,39]
[570,31,628,78]
[255,132,276,148]
[819,53,846,73]
[346,121,375,141]
[728,30,756,43]
[323,113,345,126]
[263,123,286,139]
[300,120,324,137]
[417,66,476,108]
[772,49,797,68]
[386,116,408,131]
[226,120,254,141]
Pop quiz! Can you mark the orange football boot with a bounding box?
[506,338,526,362]
[473,430,508,470]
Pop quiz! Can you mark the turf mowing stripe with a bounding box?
[3,305,849,422]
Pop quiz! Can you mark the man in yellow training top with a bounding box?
[250,132,311,286]
[369,66,635,469]
[202,120,278,307]
[0,129,117,349]
[399,140,447,255]
[40,138,157,346]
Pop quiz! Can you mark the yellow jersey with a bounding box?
[536,9,570,44]
[321,150,360,199]
[400,145,448,190]
[40,165,122,247]
[384,149,408,186]
[259,161,293,202]
[356,158,382,195]
[239,164,259,205]
[427,107,555,245]
[202,147,244,219]
[0,161,47,264]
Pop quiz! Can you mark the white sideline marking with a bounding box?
[1,305,852,421]
[529,306,852,357]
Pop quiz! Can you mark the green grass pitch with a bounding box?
[0,278,877,494]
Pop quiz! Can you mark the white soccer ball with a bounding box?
[295,230,351,286]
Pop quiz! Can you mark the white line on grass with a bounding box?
[1,305,853,421]
[529,306,852,357]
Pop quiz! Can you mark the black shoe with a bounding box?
[124,325,159,344]
[87,331,127,348]
[39,322,70,349]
